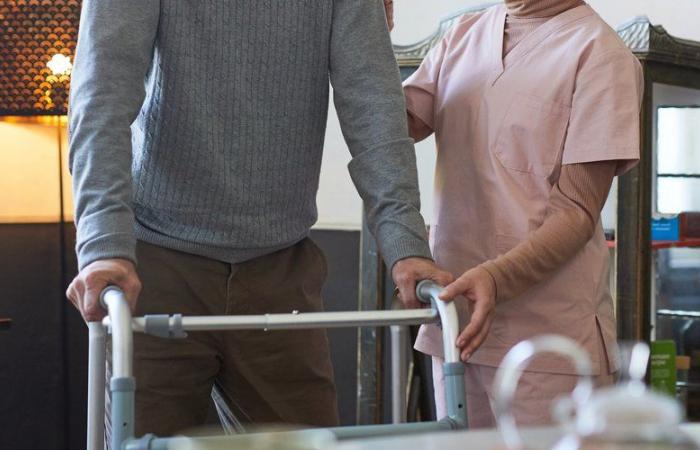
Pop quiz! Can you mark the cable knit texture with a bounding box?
[69,0,431,270]
[503,0,585,55]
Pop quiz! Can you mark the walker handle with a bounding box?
[99,285,124,310]
[416,280,441,305]
[415,280,461,365]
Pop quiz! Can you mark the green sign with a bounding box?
[650,340,677,397]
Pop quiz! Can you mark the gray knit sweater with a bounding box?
[69,0,431,270]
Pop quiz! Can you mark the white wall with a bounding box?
[392,0,700,45]
[315,0,700,230]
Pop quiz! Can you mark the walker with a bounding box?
[86,280,467,449]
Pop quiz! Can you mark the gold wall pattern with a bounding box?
[0,0,80,115]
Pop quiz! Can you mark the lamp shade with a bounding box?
[0,0,80,116]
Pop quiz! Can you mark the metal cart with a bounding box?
[86,280,467,449]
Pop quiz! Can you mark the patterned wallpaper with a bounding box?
[0,0,80,115]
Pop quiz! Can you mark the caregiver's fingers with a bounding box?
[456,298,490,348]
[439,270,474,302]
[460,313,494,362]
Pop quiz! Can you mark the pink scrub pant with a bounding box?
[431,336,614,428]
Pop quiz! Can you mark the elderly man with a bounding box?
[67,0,448,437]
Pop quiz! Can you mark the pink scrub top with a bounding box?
[405,4,643,375]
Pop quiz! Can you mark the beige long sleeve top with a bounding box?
[480,162,616,302]
[409,110,617,302]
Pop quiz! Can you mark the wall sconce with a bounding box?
[0,0,80,222]
[0,4,81,437]
[0,0,80,253]
[45,53,73,111]
[0,0,80,227]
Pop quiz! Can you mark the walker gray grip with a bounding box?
[443,362,468,427]
[416,280,441,305]
[144,314,188,338]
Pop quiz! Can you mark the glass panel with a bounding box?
[657,248,700,311]
[657,107,700,175]
[655,247,700,368]
[657,178,700,214]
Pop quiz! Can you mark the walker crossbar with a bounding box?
[87,280,467,450]
[102,308,441,333]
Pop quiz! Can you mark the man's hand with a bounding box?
[392,257,454,309]
[439,267,496,362]
[66,259,141,322]
[384,0,394,31]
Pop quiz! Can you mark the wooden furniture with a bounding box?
[616,16,700,341]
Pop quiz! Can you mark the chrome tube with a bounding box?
[101,287,133,378]
[100,287,136,450]
[87,322,106,450]
[416,281,461,364]
[390,323,409,424]
[104,308,439,333]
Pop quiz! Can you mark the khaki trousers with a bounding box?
[106,238,339,441]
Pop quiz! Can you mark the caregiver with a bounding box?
[403,0,643,427]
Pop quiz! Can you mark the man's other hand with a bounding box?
[392,257,454,309]
[66,259,141,322]
[384,0,394,31]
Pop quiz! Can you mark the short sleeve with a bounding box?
[402,36,450,130]
[562,50,644,175]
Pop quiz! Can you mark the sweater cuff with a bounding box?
[77,232,137,271]
[479,259,509,303]
[381,237,433,271]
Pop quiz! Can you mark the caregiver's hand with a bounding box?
[384,0,394,31]
[66,259,141,322]
[393,257,454,309]
[439,267,496,362]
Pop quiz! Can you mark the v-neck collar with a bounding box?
[489,4,595,85]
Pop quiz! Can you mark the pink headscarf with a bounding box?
[505,0,585,18]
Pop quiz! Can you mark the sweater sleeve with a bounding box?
[329,0,432,269]
[68,0,160,270]
[480,161,617,302]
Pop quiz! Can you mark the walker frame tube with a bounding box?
[100,287,136,450]
[87,280,466,450]
[390,323,409,424]
[416,281,468,426]
[103,308,440,332]
[87,322,106,450]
